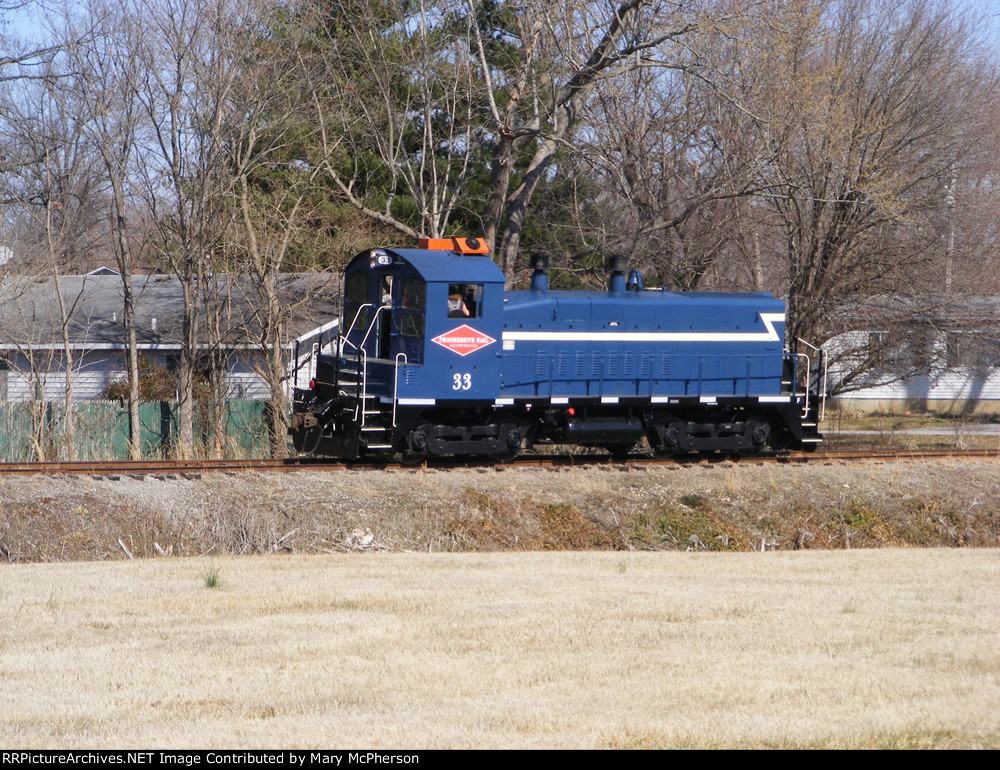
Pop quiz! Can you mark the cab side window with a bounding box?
[401,314,424,337]
[400,277,426,340]
[447,284,483,318]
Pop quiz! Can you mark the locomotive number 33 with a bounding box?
[452,373,472,391]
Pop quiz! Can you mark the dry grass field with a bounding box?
[2,549,999,748]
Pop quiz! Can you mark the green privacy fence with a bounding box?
[0,400,274,462]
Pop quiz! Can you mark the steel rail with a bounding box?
[0,447,997,476]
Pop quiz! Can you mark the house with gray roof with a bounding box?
[824,295,1000,413]
[0,272,340,402]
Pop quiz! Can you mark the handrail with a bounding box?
[794,352,811,419]
[292,339,327,390]
[820,350,828,422]
[358,349,368,424]
[337,306,375,413]
[796,338,828,422]
[352,305,391,426]
[293,340,300,389]
[393,353,408,427]
[358,304,390,351]
[343,303,373,340]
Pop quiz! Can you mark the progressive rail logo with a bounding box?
[430,325,496,356]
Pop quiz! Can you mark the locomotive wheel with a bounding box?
[652,420,685,454]
[738,415,772,456]
[491,423,523,462]
[411,429,429,451]
[768,425,797,451]
[402,424,433,461]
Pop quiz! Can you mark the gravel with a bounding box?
[1,458,999,562]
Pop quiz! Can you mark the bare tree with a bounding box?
[121,0,244,457]
[570,29,764,291]
[301,1,715,280]
[222,2,331,458]
[0,2,65,86]
[0,16,116,459]
[63,0,147,457]
[732,0,1000,353]
[469,0,709,280]
[309,0,482,244]
[0,58,108,272]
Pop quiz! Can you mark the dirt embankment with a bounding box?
[1,459,999,563]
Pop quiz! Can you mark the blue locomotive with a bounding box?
[290,237,824,459]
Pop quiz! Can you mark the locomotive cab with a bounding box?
[292,238,509,458]
[335,243,505,399]
[341,252,429,366]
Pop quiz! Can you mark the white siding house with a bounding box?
[0,273,340,403]
[824,297,1000,413]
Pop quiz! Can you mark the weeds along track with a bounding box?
[1,447,999,476]
[0,458,292,476]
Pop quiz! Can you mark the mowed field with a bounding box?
[2,549,999,748]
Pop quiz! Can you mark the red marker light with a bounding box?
[567,408,575,416]
[309,379,316,390]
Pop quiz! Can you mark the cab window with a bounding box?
[345,272,367,304]
[343,272,371,338]
[401,278,425,311]
[401,313,424,337]
[447,284,483,318]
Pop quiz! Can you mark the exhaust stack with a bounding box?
[608,255,627,293]
[530,253,549,291]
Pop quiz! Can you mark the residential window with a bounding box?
[947,333,1000,369]
[868,329,927,372]
[866,331,888,367]
[946,333,968,368]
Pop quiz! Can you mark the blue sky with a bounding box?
[4,0,1000,47]
[3,0,999,69]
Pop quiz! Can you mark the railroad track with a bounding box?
[0,447,998,476]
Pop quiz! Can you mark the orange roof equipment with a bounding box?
[417,237,490,256]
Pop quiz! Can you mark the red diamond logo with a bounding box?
[431,325,497,356]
